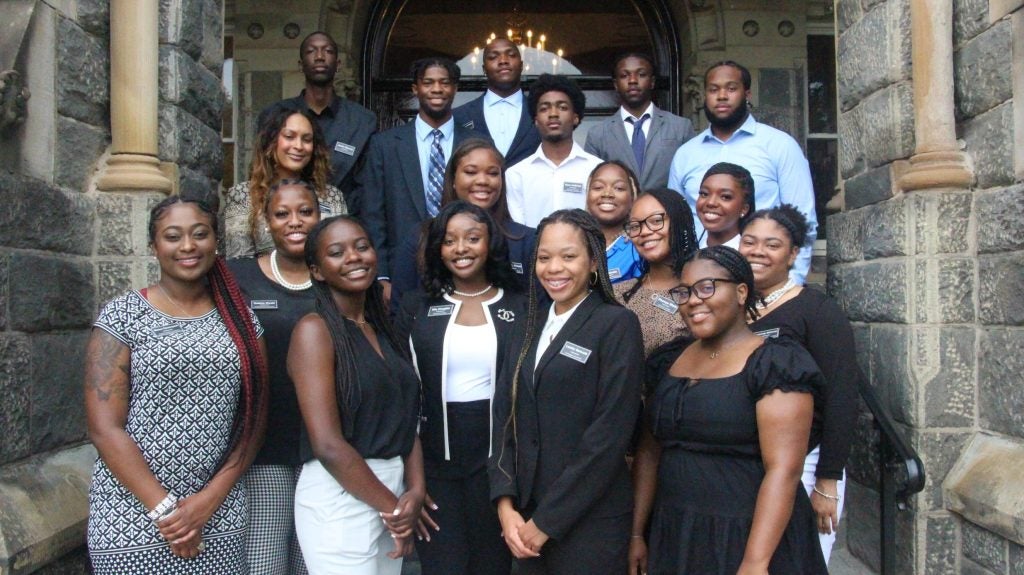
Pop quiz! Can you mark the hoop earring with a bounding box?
[590,271,599,286]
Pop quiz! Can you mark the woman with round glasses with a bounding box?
[629,246,827,575]
[613,189,699,356]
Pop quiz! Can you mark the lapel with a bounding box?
[532,293,601,391]
[507,104,535,158]
[645,106,665,152]
[610,114,640,174]
[463,97,490,137]
[395,124,428,220]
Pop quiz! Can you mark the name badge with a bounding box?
[559,341,592,364]
[651,294,679,315]
[318,201,333,215]
[461,120,475,130]
[251,299,279,310]
[511,261,524,275]
[151,323,185,338]
[755,327,781,339]
[427,304,455,317]
[608,267,622,280]
[562,181,584,194]
[334,141,356,156]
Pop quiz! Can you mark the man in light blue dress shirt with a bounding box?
[668,61,818,284]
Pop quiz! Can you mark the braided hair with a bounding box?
[496,209,618,479]
[420,201,519,299]
[621,188,699,303]
[148,197,268,472]
[700,162,756,231]
[690,245,760,321]
[261,178,319,215]
[303,216,407,430]
[742,203,810,250]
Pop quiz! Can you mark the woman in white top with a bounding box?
[696,161,756,249]
[396,201,527,575]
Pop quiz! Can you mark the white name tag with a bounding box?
[151,323,185,338]
[511,261,524,274]
[562,181,584,194]
[334,141,356,155]
[755,327,781,339]
[608,267,622,280]
[427,304,455,317]
[251,299,279,310]
[559,341,592,364]
[651,294,679,315]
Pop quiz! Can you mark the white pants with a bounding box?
[801,446,847,565]
[295,457,405,575]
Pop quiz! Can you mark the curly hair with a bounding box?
[689,245,759,321]
[527,73,586,121]
[742,203,810,250]
[621,188,699,303]
[248,107,331,241]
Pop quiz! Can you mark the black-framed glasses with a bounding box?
[623,212,666,237]
[668,278,738,304]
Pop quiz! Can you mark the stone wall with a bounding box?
[832,0,1024,573]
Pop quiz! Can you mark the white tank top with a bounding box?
[444,322,496,403]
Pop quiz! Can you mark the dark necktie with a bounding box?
[627,114,649,172]
[427,129,444,217]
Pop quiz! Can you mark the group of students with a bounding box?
[83,31,860,575]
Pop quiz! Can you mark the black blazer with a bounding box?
[350,121,482,277]
[453,94,540,168]
[398,289,528,477]
[488,294,644,540]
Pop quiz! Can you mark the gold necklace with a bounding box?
[157,283,192,317]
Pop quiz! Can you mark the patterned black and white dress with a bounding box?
[88,290,263,574]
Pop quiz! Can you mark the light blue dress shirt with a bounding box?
[667,114,818,284]
[483,90,523,158]
[415,115,456,203]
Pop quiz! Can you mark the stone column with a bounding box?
[897,0,974,191]
[96,0,173,193]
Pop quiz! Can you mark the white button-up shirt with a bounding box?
[506,142,604,227]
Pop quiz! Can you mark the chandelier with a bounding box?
[478,5,564,60]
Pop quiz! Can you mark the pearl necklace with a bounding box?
[757,278,797,309]
[270,250,312,291]
[452,284,493,298]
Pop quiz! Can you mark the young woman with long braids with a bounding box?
[489,209,644,574]
[614,188,699,356]
[288,216,423,574]
[86,197,268,573]
[395,201,526,574]
[629,246,827,575]
[228,179,322,574]
[740,204,859,564]
[220,107,347,259]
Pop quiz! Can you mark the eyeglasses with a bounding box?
[668,278,738,304]
[623,212,666,237]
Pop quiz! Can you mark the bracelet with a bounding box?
[147,493,178,522]
[631,534,644,539]
[813,487,840,501]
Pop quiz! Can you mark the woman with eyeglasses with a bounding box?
[613,189,699,356]
[629,246,827,575]
[740,204,859,564]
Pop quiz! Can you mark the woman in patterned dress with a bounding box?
[85,197,268,573]
[220,107,348,259]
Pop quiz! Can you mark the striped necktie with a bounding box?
[427,129,445,217]
[627,114,649,173]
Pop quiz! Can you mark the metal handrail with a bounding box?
[857,380,926,574]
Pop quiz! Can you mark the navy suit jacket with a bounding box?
[453,93,540,167]
[584,105,695,191]
[350,121,482,277]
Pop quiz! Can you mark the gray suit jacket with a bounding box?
[584,105,695,191]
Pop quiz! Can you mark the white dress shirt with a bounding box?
[506,142,604,227]
[620,102,655,143]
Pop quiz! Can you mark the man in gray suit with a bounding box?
[584,53,695,191]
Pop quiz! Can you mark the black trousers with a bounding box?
[514,511,631,575]
[416,400,512,575]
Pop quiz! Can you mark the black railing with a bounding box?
[857,381,926,574]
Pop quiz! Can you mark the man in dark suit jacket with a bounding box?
[585,52,695,191]
[259,31,376,194]
[352,57,481,299]
[453,38,540,167]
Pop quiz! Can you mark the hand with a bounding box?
[811,478,840,535]
[416,492,440,542]
[386,534,415,559]
[496,501,539,559]
[381,490,423,539]
[156,492,217,546]
[517,519,549,555]
[628,536,648,575]
[168,534,204,559]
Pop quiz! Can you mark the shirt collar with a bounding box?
[700,113,759,143]
[529,141,589,166]
[415,115,455,142]
[484,89,524,108]
[620,102,655,123]
[297,90,340,118]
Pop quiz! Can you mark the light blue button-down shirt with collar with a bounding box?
[667,114,818,284]
[483,89,523,157]
[415,115,456,203]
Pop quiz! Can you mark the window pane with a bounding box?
[807,35,837,134]
[807,138,838,240]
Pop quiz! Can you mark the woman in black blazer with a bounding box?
[489,209,644,575]
[396,201,527,575]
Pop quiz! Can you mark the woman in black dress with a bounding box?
[396,201,526,574]
[228,179,321,574]
[490,209,644,575]
[630,246,827,575]
[740,204,859,564]
[288,216,423,574]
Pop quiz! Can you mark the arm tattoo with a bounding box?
[86,332,131,402]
